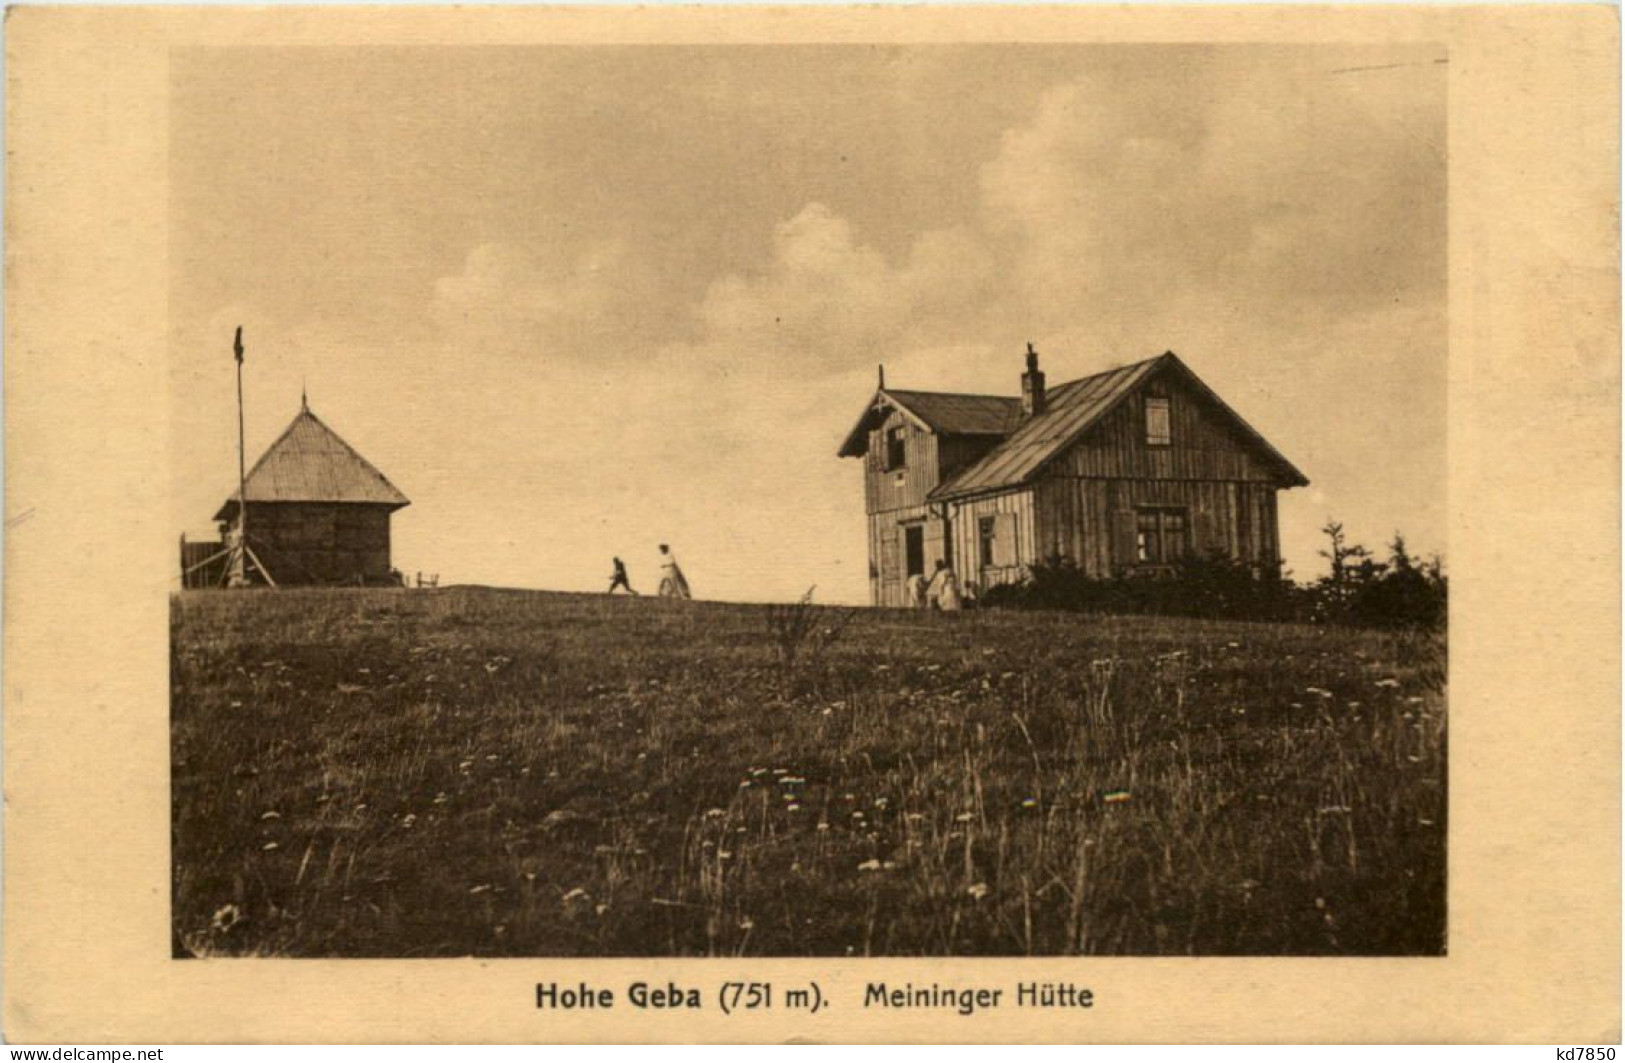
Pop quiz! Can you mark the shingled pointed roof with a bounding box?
[930,352,1308,500]
[836,389,1022,458]
[214,404,410,521]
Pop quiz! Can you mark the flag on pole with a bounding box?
[234,326,244,364]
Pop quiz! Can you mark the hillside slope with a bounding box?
[171,587,1445,956]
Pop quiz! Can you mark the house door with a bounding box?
[904,525,925,579]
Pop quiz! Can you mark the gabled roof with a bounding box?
[215,404,410,520]
[836,389,1021,458]
[929,352,1308,500]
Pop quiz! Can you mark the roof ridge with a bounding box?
[297,406,407,498]
[217,404,409,517]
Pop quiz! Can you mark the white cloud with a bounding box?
[431,239,653,357]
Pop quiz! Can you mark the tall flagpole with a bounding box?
[233,326,248,585]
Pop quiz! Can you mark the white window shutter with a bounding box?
[993,512,1017,567]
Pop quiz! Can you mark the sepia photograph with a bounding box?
[164,42,1451,960]
[4,0,1618,1043]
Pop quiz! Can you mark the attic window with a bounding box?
[885,426,907,470]
[1145,396,1172,446]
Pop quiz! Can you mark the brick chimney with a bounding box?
[1021,342,1046,417]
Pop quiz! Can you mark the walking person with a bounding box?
[657,543,692,599]
[606,556,638,595]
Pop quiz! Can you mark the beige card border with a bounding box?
[4,4,1619,1044]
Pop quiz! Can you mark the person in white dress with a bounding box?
[657,543,692,599]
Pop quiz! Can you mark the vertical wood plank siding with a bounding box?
[944,491,1036,598]
[865,409,940,513]
[242,501,394,585]
[1051,376,1281,483]
[857,367,1293,603]
[1027,478,1283,577]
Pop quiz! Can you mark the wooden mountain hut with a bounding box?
[193,397,410,587]
[838,348,1309,607]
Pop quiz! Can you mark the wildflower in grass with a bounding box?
[817,821,830,832]
[787,804,801,813]
[706,808,727,819]
[469,884,492,895]
[822,707,833,716]
[485,754,498,762]
[739,780,751,789]
[1317,806,1351,815]
[955,812,973,823]
[967,883,990,901]
[1305,687,1333,699]
[1375,678,1401,689]
[739,917,755,931]
[718,850,733,860]
[1102,791,1132,805]
[1020,797,1038,810]
[260,810,280,820]
[874,797,888,809]
[262,842,279,851]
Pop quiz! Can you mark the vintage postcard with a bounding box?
[4,4,1618,1045]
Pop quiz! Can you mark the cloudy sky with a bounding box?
[169,44,1446,603]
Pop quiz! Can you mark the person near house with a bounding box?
[905,571,930,608]
[606,556,637,595]
[657,543,692,599]
[927,559,964,612]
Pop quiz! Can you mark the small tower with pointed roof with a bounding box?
[209,396,410,586]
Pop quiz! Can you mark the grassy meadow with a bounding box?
[171,587,1446,957]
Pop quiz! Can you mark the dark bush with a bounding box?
[981,525,1445,631]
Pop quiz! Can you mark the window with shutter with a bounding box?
[1145,396,1172,446]
[1132,506,1189,566]
[978,516,997,568]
